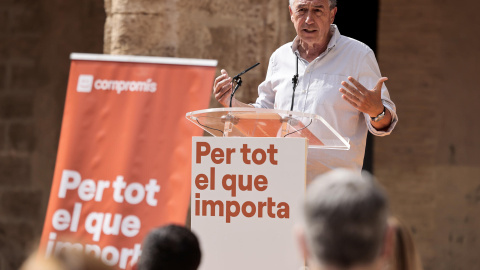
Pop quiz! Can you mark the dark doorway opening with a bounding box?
[334,0,380,173]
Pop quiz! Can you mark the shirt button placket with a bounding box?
[298,59,309,112]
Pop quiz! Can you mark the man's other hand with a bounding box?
[339,77,387,117]
[213,69,233,107]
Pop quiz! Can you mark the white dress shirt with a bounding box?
[251,25,398,181]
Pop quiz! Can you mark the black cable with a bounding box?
[196,119,225,137]
[283,119,313,138]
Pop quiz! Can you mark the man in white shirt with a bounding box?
[213,0,398,180]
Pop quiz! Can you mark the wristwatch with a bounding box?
[371,106,386,122]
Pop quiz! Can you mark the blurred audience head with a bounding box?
[135,224,201,270]
[389,217,424,270]
[298,169,394,270]
[21,249,113,270]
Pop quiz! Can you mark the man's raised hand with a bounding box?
[339,77,388,117]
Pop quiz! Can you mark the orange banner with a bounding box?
[39,54,216,269]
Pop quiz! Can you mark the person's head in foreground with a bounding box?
[298,169,395,270]
[388,217,424,270]
[21,249,113,270]
[135,224,201,270]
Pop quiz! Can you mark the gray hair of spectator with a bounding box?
[289,0,337,10]
[303,169,389,268]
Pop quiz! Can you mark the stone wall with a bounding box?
[0,1,105,269]
[376,0,480,269]
[104,0,296,106]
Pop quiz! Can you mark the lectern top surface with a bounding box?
[186,108,350,150]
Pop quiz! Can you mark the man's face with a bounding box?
[289,0,337,47]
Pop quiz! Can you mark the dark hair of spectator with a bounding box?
[137,224,201,270]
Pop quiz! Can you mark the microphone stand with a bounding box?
[229,63,260,107]
[229,76,242,107]
[290,56,299,111]
[282,56,300,136]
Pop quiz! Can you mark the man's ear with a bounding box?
[289,5,294,22]
[330,7,337,24]
[294,224,309,262]
[381,223,396,260]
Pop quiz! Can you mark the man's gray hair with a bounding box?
[289,0,337,9]
[303,169,389,268]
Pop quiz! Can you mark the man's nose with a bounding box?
[305,10,315,24]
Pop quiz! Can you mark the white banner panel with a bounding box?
[191,137,307,270]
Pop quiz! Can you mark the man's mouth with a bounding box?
[303,29,317,33]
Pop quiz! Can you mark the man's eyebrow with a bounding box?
[296,4,325,9]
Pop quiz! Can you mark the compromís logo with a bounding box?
[76,75,157,94]
[76,75,94,93]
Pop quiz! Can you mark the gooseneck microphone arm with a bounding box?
[290,56,299,111]
[229,62,260,107]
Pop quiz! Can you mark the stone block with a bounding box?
[177,0,266,20]
[0,189,42,220]
[104,16,113,54]
[0,65,6,90]
[8,122,34,152]
[236,23,269,69]
[0,94,34,119]
[10,63,42,91]
[0,123,5,152]
[204,26,238,67]
[9,3,42,34]
[111,0,170,14]
[0,0,40,5]
[0,156,30,187]
[6,37,41,59]
[0,41,7,59]
[432,166,480,270]
[108,13,177,56]
[105,0,112,14]
[0,221,36,270]
[0,9,7,35]
[177,22,212,59]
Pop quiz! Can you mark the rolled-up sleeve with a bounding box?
[358,51,398,136]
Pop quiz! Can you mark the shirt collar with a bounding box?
[291,24,340,55]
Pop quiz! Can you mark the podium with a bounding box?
[187,107,350,270]
[186,107,350,150]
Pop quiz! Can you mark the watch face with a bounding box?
[372,112,385,122]
[372,107,386,122]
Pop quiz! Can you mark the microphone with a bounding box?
[290,56,299,111]
[232,63,260,80]
[230,63,260,107]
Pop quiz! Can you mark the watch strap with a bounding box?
[371,106,386,122]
